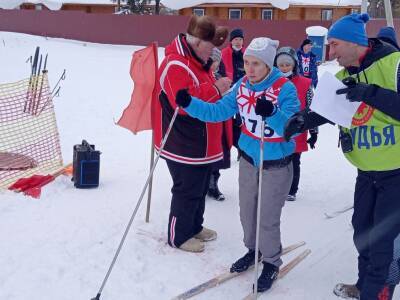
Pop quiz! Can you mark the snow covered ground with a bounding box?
[0,32,397,300]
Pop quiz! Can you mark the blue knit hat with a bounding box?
[377,26,400,50]
[327,13,370,46]
[230,28,244,41]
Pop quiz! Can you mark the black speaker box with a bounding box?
[73,140,100,188]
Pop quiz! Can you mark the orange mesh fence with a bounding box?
[0,73,63,189]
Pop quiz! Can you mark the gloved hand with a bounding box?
[284,111,307,142]
[336,77,378,102]
[307,132,318,149]
[255,95,276,118]
[175,89,192,108]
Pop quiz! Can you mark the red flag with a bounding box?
[117,42,158,134]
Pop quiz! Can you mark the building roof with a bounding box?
[160,0,361,10]
[161,0,288,10]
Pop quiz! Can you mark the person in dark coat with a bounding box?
[208,47,233,201]
[222,28,246,160]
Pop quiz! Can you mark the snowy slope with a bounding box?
[0,32,397,300]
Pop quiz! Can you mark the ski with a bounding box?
[324,204,353,219]
[242,249,312,300]
[171,241,306,300]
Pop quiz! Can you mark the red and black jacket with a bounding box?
[291,75,312,153]
[152,34,226,165]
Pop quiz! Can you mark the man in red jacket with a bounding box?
[152,15,231,253]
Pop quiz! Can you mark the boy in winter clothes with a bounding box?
[274,47,318,201]
[222,28,246,160]
[153,15,231,253]
[222,28,246,83]
[285,13,400,300]
[207,47,233,201]
[297,38,318,88]
[176,37,300,292]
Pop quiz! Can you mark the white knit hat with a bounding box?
[244,37,279,69]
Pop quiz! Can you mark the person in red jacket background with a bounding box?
[153,15,231,252]
[274,47,318,201]
[222,28,246,160]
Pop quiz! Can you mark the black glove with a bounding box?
[307,132,318,149]
[284,111,307,142]
[175,89,192,108]
[255,95,276,118]
[336,77,378,102]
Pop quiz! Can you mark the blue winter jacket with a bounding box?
[184,67,300,167]
[297,49,318,88]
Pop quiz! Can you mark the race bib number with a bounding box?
[241,116,275,138]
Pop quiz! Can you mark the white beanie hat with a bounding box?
[244,37,279,69]
[276,53,295,66]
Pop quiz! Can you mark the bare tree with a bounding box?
[154,0,160,14]
[368,0,400,18]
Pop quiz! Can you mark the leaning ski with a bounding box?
[242,249,311,300]
[171,241,305,300]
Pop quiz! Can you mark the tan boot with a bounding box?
[194,227,217,242]
[333,283,360,299]
[179,238,205,253]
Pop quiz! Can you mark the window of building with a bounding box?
[229,9,242,20]
[321,9,333,20]
[351,8,359,14]
[262,9,273,20]
[193,8,205,16]
[35,4,42,10]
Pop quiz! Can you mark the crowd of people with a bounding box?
[152,12,400,300]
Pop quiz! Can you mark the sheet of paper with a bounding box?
[310,71,361,128]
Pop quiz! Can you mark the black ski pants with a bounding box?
[166,160,212,248]
[289,153,301,196]
[353,168,400,300]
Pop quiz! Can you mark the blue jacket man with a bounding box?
[297,38,318,88]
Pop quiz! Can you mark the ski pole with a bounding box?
[24,46,40,113]
[33,54,48,115]
[252,119,265,299]
[51,69,66,96]
[91,106,180,300]
[29,54,42,114]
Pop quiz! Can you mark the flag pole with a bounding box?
[144,42,158,223]
[361,0,368,14]
[145,135,155,223]
[384,0,394,28]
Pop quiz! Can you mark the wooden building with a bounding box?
[18,1,121,13]
[177,1,361,21]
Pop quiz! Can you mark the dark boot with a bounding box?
[230,249,262,273]
[256,262,279,292]
[333,283,360,299]
[207,172,225,201]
